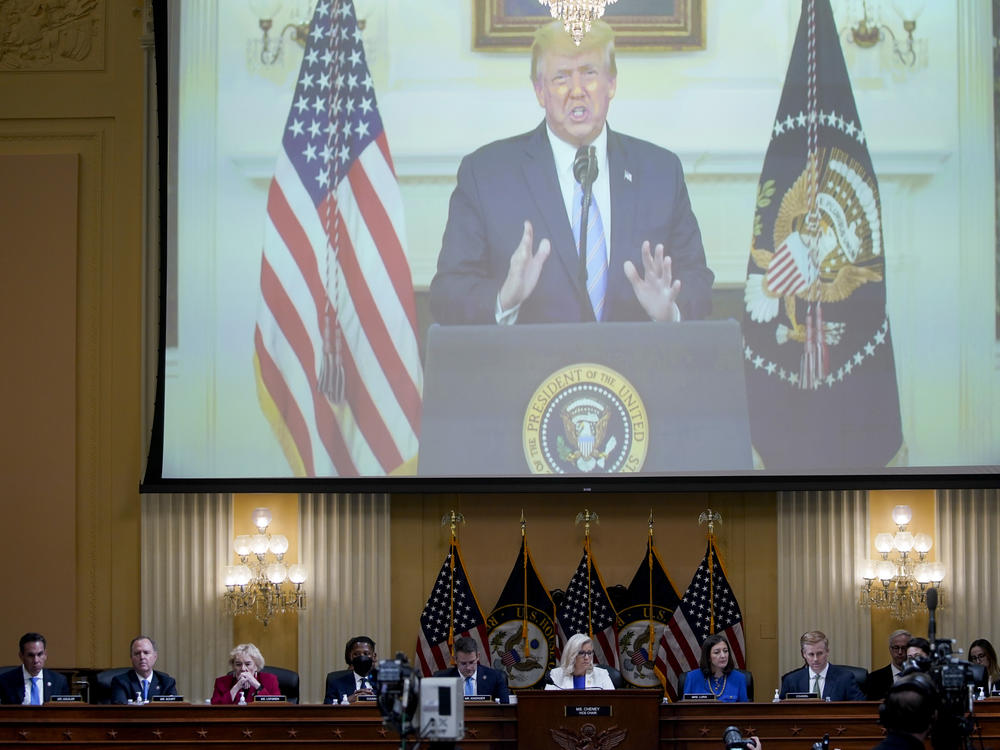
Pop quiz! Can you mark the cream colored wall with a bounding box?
[0,1,146,667]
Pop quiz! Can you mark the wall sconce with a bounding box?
[249,0,310,67]
[848,0,924,68]
[858,504,944,621]
[223,507,307,626]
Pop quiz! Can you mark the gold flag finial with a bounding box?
[520,510,526,537]
[698,508,722,538]
[648,509,654,538]
[441,510,466,539]
[575,508,599,538]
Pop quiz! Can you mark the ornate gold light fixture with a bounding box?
[248,0,310,67]
[847,0,924,68]
[537,0,618,46]
[224,507,307,626]
[859,504,944,620]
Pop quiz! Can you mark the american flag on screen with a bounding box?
[253,0,421,476]
[654,538,745,700]
[556,541,621,670]
[415,540,491,676]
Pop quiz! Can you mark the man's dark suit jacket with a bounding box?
[779,664,865,701]
[433,665,510,704]
[0,668,70,704]
[110,669,177,704]
[863,663,895,701]
[324,670,372,704]
[430,121,714,326]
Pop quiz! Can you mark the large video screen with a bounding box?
[143,0,999,490]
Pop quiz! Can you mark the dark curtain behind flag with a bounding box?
[617,539,680,688]
[556,541,621,670]
[486,536,558,690]
[655,537,746,701]
[253,0,422,477]
[415,539,491,676]
[741,0,903,470]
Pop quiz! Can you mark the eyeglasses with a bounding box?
[577,650,594,658]
[889,645,908,652]
[970,653,987,663]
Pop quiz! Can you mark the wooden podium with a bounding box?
[515,690,660,750]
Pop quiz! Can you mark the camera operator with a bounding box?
[722,726,762,750]
[874,673,938,750]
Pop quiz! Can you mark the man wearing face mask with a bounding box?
[324,636,377,704]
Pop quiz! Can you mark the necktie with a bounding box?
[142,679,149,701]
[464,676,474,696]
[572,181,608,321]
[29,677,40,705]
[811,672,821,697]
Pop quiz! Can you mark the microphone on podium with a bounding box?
[573,145,599,311]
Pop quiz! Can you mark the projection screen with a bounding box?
[142,0,999,491]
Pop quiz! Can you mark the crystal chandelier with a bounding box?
[538,0,618,46]
[858,504,945,620]
[224,507,307,626]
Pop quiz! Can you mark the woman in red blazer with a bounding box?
[210,643,279,704]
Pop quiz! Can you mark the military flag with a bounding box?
[486,532,558,690]
[655,536,745,701]
[741,0,903,470]
[254,0,422,477]
[617,532,681,688]
[415,538,490,676]
[556,537,621,670]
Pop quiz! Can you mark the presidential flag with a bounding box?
[556,541,621,670]
[617,538,681,688]
[655,538,745,701]
[254,0,422,477]
[486,536,558,690]
[741,0,903,470]
[415,540,491,676]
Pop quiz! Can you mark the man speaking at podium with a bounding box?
[429,19,713,326]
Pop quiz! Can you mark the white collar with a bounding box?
[545,122,609,183]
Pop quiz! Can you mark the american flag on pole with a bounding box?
[654,537,746,701]
[415,539,491,676]
[254,0,421,477]
[556,540,621,670]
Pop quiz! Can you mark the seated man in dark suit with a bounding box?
[779,630,864,701]
[434,636,509,704]
[324,636,377,705]
[110,636,177,704]
[863,629,911,701]
[0,632,69,704]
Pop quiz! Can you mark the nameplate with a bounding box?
[683,693,716,701]
[151,695,184,702]
[356,694,377,703]
[565,705,612,717]
[253,695,286,702]
[785,692,820,700]
[50,695,83,703]
[464,695,491,702]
